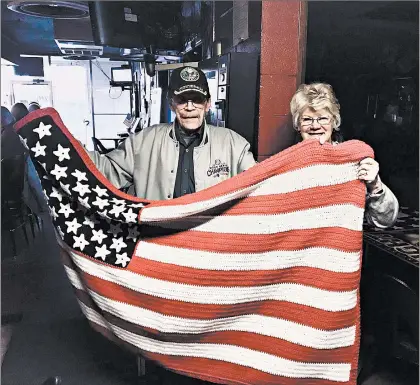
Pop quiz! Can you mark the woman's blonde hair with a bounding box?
[290,83,341,131]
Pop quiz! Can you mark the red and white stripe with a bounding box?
[59,139,373,385]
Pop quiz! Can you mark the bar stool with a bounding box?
[1,153,31,258]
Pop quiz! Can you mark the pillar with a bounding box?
[258,1,307,161]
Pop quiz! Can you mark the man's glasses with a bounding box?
[172,94,208,108]
[300,116,331,126]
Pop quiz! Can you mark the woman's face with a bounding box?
[298,108,334,143]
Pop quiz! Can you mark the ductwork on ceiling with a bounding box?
[55,40,102,57]
[53,14,103,58]
[5,1,205,62]
[7,0,99,59]
[62,54,96,60]
[120,48,182,63]
[7,1,89,19]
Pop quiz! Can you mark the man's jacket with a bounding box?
[89,122,256,200]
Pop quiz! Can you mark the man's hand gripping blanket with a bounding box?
[15,108,374,385]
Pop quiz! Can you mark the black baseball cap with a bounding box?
[168,66,210,99]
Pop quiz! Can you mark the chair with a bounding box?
[1,106,15,128]
[92,137,113,154]
[1,125,40,259]
[24,156,48,215]
[1,152,32,258]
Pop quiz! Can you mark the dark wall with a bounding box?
[305,1,419,208]
[306,1,418,132]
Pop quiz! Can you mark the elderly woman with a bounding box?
[290,82,399,228]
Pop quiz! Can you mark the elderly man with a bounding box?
[90,66,256,200]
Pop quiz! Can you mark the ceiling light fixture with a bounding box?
[7,1,89,19]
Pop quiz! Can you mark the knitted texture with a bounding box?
[15,108,374,385]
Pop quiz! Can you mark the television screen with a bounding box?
[111,67,132,83]
[89,1,185,51]
[14,57,44,77]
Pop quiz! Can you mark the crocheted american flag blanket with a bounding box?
[15,108,373,385]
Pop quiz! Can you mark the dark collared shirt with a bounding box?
[173,122,204,198]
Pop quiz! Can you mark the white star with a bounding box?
[33,122,52,140]
[22,137,28,148]
[129,203,145,208]
[109,204,126,218]
[83,216,98,229]
[72,182,90,197]
[115,252,130,267]
[94,244,111,261]
[57,226,65,238]
[79,196,91,209]
[127,227,140,241]
[31,141,46,157]
[53,144,70,162]
[111,198,126,205]
[122,208,137,223]
[60,182,71,195]
[65,217,82,235]
[71,169,88,182]
[50,164,68,180]
[49,206,59,220]
[58,203,74,218]
[42,189,49,201]
[92,185,108,197]
[92,197,109,210]
[110,237,127,253]
[73,233,89,251]
[40,163,47,170]
[91,229,107,244]
[50,187,63,202]
[108,223,122,236]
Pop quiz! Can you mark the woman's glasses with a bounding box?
[300,116,331,126]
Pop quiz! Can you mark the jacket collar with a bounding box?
[170,119,209,146]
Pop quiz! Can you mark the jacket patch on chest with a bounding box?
[207,159,230,177]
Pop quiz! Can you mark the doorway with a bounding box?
[47,59,94,149]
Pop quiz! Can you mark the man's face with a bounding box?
[170,92,211,131]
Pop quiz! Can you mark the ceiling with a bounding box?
[1,0,418,66]
[1,1,201,63]
[1,1,60,58]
